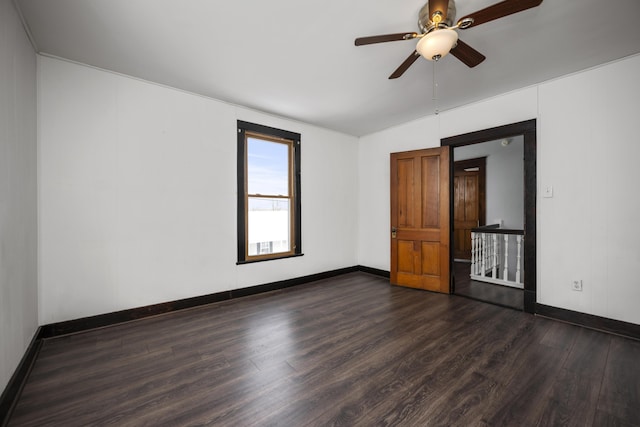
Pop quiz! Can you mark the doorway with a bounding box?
[442,120,537,313]
[452,139,523,310]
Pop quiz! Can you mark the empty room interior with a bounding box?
[2,0,640,425]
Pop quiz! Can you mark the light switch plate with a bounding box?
[543,185,553,198]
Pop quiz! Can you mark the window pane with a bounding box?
[247,137,289,196]
[247,197,290,256]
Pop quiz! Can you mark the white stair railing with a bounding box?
[470,225,524,289]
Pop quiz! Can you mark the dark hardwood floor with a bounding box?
[9,272,640,426]
[454,261,524,311]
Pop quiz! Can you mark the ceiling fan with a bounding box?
[355,0,543,79]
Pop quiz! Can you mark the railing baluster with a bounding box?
[516,235,522,284]
[491,234,497,279]
[471,232,476,275]
[477,233,480,276]
[503,234,509,281]
[481,233,486,277]
[487,234,491,273]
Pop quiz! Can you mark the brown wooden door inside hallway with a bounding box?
[390,147,450,293]
[453,157,486,260]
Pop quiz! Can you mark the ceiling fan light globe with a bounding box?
[416,28,458,61]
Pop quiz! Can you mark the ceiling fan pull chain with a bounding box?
[433,60,440,114]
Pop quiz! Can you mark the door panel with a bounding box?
[391,147,450,293]
[421,242,440,276]
[397,240,415,273]
[421,156,440,228]
[464,176,478,221]
[397,158,416,228]
[454,176,465,222]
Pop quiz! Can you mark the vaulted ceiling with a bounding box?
[15,0,640,136]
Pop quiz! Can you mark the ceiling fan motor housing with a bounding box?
[418,0,456,33]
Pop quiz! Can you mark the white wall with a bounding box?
[0,0,38,392]
[538,54,640,324]
[38,56,358,324]
[358,54,640,325]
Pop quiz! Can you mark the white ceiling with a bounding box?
[15,0,640,136]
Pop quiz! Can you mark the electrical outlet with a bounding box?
[571,280,583,291]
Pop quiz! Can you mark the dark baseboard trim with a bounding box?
[38,291,232,339]
[0,327,43,427]
[230,266,359,298]
[39,265,372,339]
[536,303,640,341]
[357,265,391,278]
[524,290,536,314]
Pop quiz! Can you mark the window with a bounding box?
[237,121,301,263]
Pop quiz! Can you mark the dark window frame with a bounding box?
[237,120,302,264]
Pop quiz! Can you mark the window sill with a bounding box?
[237,253,304,265]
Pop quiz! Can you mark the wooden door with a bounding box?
[390,147,450,293]
[453,158,486,260]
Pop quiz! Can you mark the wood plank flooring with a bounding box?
[9,272,640,426]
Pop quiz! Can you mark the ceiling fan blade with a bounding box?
[429,0,450,22]
[450,39,486,68]
[389,51,421,79]
[355,32,418,46]
[458,0,542,28]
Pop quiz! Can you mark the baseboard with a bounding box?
[230,266,360,298]
[357,265,390,278]
[39,265,380,339]
[536,303,640,341]
[524,290,536,314]
[0,327,43,427]
[37,290,233,339]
